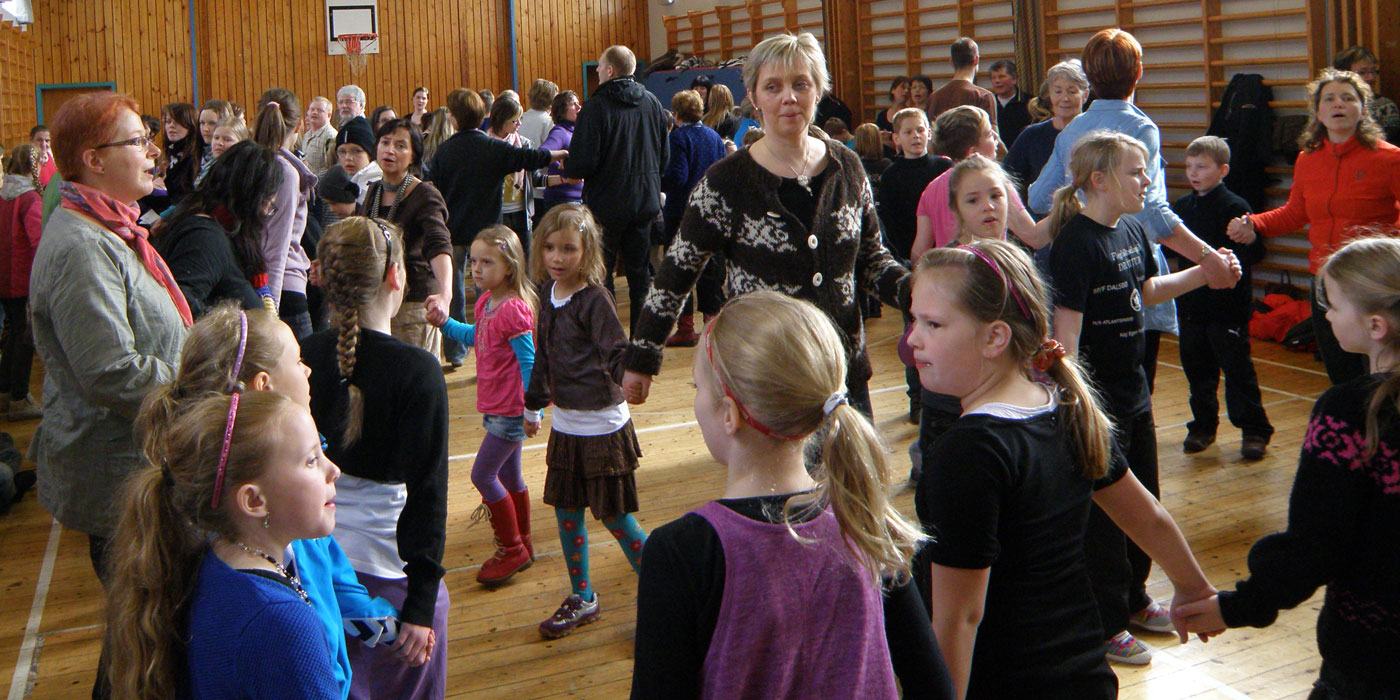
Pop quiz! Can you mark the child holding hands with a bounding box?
[1045,130,1238,664]
[524,203,647,639]
[427,224,538,586]
[1174,235,1400,698]
[1168,136,1272,459]
[908,239,1217,699]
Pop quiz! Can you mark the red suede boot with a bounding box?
[510,489,534,561]
[665,313,699,347]
[476,496,532,585]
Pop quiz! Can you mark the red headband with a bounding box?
[703,318,805,442]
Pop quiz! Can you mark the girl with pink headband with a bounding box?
[907,239,1216,699]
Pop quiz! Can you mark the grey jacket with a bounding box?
[29,206,187,536]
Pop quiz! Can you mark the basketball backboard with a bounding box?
[326,0,379,55]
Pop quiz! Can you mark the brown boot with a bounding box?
[476,497,532,585]
[665,313,699,347]
[510,489,533,561]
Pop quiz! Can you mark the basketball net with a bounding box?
[336,33,377,76]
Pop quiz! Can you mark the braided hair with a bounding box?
[317,216,404,444]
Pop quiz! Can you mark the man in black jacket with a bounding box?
[564,45,670,334]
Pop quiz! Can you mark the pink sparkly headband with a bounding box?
[958,244,1032,320]
[211,312,248,509]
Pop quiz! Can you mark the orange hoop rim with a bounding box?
[336,32,378,54]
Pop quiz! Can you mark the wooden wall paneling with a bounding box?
[0,22,38,145]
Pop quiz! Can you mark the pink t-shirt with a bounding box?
[474,292,535,416]
[915,168,1026,249]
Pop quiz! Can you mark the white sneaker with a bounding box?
[1105,630,1153,665]
[8,395,41,421]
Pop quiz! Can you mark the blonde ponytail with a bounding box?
[1045,184,1083,239]
[1043,130,1150,238]
[818,401,925,582]
[704,291,924,583]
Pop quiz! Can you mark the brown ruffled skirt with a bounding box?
[542,420,642,520]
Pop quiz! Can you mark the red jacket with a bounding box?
[0,175,44,298]
[1251,135,1400,273]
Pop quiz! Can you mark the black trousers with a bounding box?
[502,209,531,253]
[599,215,654,336]
[1085,408,1159,638]
[1178,317,1274,438]
[88,534,113,700]
[278,291,312,341]
[1312,276,1369,385]
[0,298,34,400]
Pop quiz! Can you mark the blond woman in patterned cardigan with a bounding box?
[622,32,910,415]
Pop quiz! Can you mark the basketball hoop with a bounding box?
[336,33,377,76]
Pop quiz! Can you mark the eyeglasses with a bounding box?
[95,135,155,151]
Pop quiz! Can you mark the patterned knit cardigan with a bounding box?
[623,135,911,382]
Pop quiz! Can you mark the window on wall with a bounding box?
[859,0,1016,121]
[0,0,33,26]
[663,0,824,62]
[1044,0,1322,282]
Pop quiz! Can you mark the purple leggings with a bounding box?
[471,432,526,502]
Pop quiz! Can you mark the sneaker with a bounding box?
[1182,431,1215,454]
[1129,600,1175,634]
[538,594,601,639]
[1104,630,1152,665]
[1240,434,1270,461]
[7,396,41,421]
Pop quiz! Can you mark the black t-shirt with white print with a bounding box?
[1048,213,1157,419]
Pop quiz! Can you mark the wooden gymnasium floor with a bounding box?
[0,286,1331,699]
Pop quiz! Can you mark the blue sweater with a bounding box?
[184,549,340,699]
[291,537,399,700]
[661,122,727,222]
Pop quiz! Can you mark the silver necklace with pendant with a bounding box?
[773,138,812,192]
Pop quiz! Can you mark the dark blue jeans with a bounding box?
[444,245,471,363]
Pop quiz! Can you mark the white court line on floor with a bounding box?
[9,518,62,700]
[1161,336,1329,379]
[447,385,907,463]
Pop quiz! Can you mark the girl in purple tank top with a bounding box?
[631,291,952,700]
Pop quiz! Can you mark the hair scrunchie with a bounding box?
[823,391,849,416]
[1031,339,1067,372]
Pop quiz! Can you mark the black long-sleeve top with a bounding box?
[1218,373,1400,689]
[877,154,952,262]
[153,215,262,318]
[427,129,555,246]
[632,494,954,700]
[302,328,449,626]
[1167,183,1265,324]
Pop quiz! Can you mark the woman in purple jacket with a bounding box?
[537,91,583,225]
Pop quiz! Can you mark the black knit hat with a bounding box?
[317,164,359,204]
[335,116,376,160]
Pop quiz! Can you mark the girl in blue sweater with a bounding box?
[113,304,416,699]
[105,388,340,700]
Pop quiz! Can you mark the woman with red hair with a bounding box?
[28,91,190,697]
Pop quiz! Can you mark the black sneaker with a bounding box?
[1241,435,1270,461]
[1182,432,1216,454]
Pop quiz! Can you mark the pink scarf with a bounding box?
[60,181,194,327]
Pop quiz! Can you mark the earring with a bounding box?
[262,513,271,530]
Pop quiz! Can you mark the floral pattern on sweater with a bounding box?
[1303,413,1400,495]
[624,136,910,381]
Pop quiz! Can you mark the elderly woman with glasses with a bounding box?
[29,93,190,609]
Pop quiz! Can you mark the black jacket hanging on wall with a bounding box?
[1207,74,1276,212]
